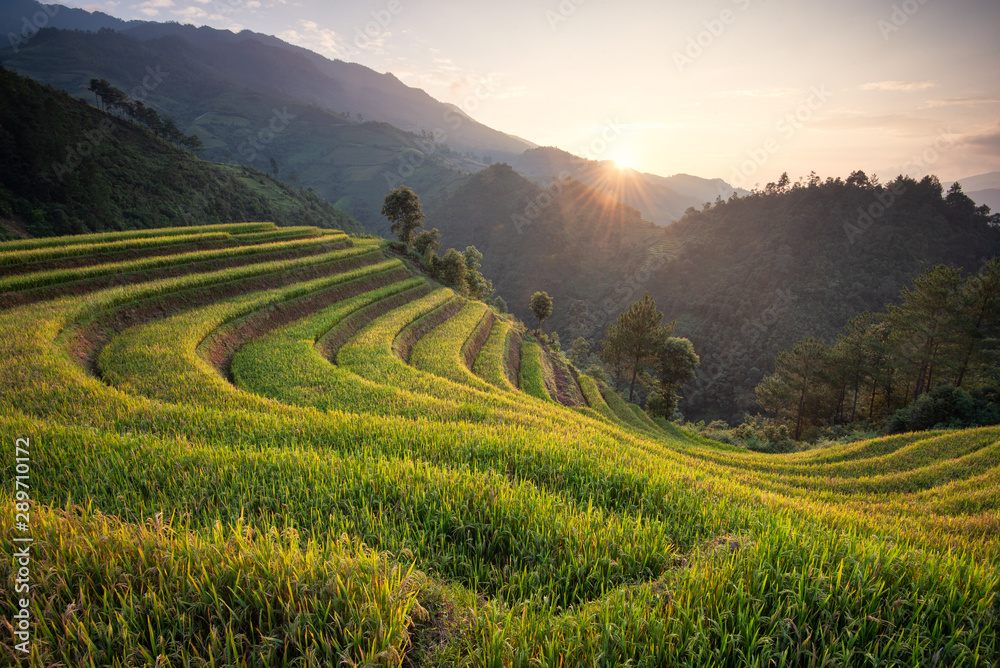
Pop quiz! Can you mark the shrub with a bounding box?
[888,384,1000,433]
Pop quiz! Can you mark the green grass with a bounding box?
[410,301,499,393]
[0,234,349,293]
[0,231,232,266]
[578,374,618,422]
[0,224,997,666]
[600,380,662,437]
[473,319,518,392]
[0,222,274,251]
[518,340,553,402]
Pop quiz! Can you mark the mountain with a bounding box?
[951,170,1000,193]
[427,163,662,328]
[645,175,1000,423]
[0,64,360,238]
[1,1,534,160]
[508,147,747,225]
[948,171,1000,214]
[966,188,1000,214]
[120,21,536,159]
[431,168,1000,424]
[1,0,140,38]
[0,25,482,231]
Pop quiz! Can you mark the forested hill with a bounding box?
[0,66,360,238]
[427,162,662,331]
[648,174,1000,423]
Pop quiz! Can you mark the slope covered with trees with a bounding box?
[427,162,663,333]
[0,26,477,231]
[757,260,1000,439]
[0,65,360,238]
[646,173,1000,423]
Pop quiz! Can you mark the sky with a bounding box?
[59,0,1000,187]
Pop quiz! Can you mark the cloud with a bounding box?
[174,5,207,19]
[278,20,354,59]
[963,119,1000,151]
[133,0,174,16]
[923,97,1000,108]
[860,80,935,92]
[810,110,940,136]
[712,88,798,99]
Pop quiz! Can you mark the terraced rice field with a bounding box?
[0,223,997,667]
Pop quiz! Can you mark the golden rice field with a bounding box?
[0,223,997,667]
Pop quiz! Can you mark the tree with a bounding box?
[530,291,553,331]
[440,248,467,294]
[381,185,425,245]
[88,78,106,110]
[181,133,204,153]
[653,336,700,416]
[601,326,626,390]
[835,311,877,423]
[569,337,592,366]
[756,337,829,440]
[463,246,494,300]
[413,228,441,256]
[886,265,963,398]
[602,293,673,401]
[954,258,1000,386]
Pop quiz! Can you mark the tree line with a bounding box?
[382,186,495,302]
[757,259,1000,438]
[87,78,202,152]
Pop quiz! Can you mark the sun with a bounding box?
[608,146,639,171]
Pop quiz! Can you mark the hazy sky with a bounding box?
[62,0,1000,185]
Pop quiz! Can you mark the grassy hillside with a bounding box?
[0,224,997,666]
[0,65,361,239]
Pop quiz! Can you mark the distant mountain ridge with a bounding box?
[950,171,1000,215]
[1,1,535,159]
[0,64,361,238]
[509,147,748,225]
[2,1,745,227]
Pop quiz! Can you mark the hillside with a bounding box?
[0,64,361,238]
[0,224,997,665]
[427,168,1000,425]
[648,175,1000,423]
[427,163,663,331]
[0,1,535,159]
[0,26,484,231]
[510,146,747,225]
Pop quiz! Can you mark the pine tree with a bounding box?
[756,337,828,440]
